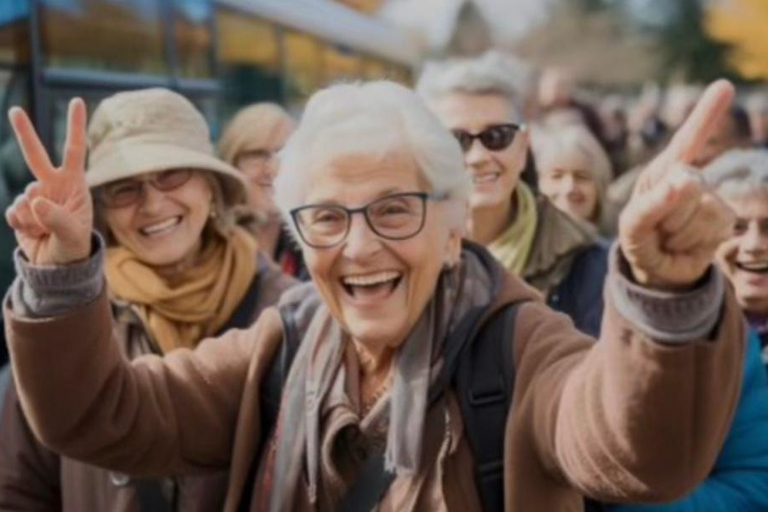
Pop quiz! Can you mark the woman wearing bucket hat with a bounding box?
[0,88,296,511]
[219,103,308,280]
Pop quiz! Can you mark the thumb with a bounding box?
[31,197,83,244]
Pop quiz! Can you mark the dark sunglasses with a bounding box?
[452,123,522,153]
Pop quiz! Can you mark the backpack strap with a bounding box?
[134,478,174,512]
[455,302,521,512]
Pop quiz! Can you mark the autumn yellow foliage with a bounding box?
[706,0,768,80]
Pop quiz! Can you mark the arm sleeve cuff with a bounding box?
[10,233,106,319]
[609,243,724,344]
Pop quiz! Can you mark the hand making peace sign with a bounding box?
[620,80,736,290]
[5,99,93,266]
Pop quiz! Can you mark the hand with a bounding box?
[5,99,93,266]
[619,80,736,290]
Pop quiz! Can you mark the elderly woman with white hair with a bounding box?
[2,79,746,511]
[707,149,768,358]
[531,124,615,236]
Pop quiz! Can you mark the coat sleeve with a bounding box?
[602,331,768,512]
[510,267,746,505]
[0,379,61,511]
[3,290,281,477]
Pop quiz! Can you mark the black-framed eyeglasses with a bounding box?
[452,123,522,153]
[95,168,194,209]
[290,191,448,249]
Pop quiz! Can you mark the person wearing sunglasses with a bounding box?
[418,52,609,337]
[218,103,309,280]
[0,89,296,512]
[0,77,750,512]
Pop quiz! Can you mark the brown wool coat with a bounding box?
[0,255,296,512]
[3,257,746,511]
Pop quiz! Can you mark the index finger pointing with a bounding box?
[664,79,735,168]
[8,107,55,181]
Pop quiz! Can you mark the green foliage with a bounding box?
[651,0,740,82]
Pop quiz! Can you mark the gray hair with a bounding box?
[415,51,532,116]
[274,81,471,237]
[704,149,768,199]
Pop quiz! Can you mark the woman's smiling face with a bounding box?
[298,150,461,354]
[101,169,213,269]
[717,191,768,314]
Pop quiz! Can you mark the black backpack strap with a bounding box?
[456,302,521,512]
[134,478,174,512]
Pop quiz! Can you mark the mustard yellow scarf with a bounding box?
[487,183,538,275]
[105,226,258,353]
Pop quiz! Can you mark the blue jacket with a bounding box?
[605,330,768,512]
[547,241,609,337]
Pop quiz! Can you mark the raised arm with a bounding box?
[2,100,269,476]
[510,81,748,505]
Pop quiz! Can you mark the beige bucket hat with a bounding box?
[86,88,247,208]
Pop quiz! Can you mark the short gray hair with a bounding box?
[415,51,532,115]
[704,149,768,199]
[274,81,471,236]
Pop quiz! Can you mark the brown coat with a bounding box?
[0,255,296,512]
[4,255,746,511]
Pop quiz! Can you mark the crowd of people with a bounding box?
[0,49,766,511]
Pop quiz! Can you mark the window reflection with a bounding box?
[322,44,362,86]
[216,8,282,119]
[283,30,321,112]
[38,0,167,74]
[172,0,214,79]
[363,58,390,81]
[0,0,30,64]
[0,69,31,304]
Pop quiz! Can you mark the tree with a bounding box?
[706,0,768,81]
[650,0,739,82]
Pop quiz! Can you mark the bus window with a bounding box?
[216,8,283,118]
[389,65,413,86]
[0,1,30,64]
[322,43,362,86]
[283,30,321,113]
[363,58,389,81]
[38,0,167,74]
[172,0,214,80]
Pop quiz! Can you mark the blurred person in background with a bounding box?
[531,124,616,237]
[0,77,753,512]
[662,84,704,131]
[708,149,768,364]
[691,104,752,168]
[419,52,609,337]
[0,88,296,512]
[745,93,768,148]
[537,67,608,152]
[219,103,308,280]
[608,103,751,224]
[599,95,631,175]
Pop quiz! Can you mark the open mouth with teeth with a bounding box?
[139,216,182,237]
[340,271,404,301]
[472,172,501,184]
[735,261,768,275]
